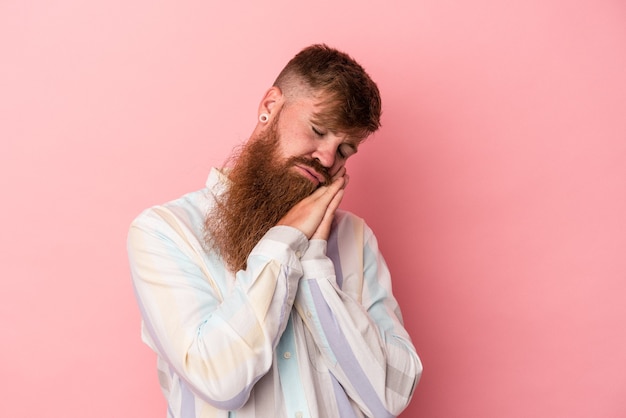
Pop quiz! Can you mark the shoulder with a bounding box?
[334,208,362,224]
[130,169,223,232]
[129,185,212,240]
[332,209,376,242]
[333,208,362,229]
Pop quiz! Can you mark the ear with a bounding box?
[258,86,284,119]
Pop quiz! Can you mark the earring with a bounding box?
[259,113,269,123]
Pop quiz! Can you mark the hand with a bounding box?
[277,167,349,240]
[311,169,349,240]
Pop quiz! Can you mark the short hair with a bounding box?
[273,44,381,139]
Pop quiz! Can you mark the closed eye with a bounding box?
[338,143,357,159]
[312,126,325,137]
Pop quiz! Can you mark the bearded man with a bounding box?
[128,44,422,418]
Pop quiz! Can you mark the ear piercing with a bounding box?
[259,113,269,123]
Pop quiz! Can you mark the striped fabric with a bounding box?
[128,168,422,418]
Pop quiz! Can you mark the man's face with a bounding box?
[270,93,362,187]
[205,114,323,273]
[205,90,364,273]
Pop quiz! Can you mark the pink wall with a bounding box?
[2,1,625,417]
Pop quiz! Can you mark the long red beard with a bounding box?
[204,118,331,273]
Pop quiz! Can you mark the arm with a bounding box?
[293,220,422,417]
[127,206,308,410]
[277,169,421,415]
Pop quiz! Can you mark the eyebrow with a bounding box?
[310,111,334,129]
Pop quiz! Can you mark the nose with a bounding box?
[312,139,338,169]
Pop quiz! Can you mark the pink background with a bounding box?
[2,1,625,417]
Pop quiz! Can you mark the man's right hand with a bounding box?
[277,167,348,240]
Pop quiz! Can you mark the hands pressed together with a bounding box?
[277,167,349,241]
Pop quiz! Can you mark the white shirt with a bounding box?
[127,168,422,417]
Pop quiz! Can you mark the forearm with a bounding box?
[128,210,308,409]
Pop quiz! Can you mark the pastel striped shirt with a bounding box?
[127,168,422,418]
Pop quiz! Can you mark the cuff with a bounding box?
[249,225,309,266]
[301,239,336,280]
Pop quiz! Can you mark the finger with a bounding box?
[306,174,345,204]
[325,186,344,216]
[311,188,345,240]
[342,173,350,189]
[330,166,347,182]
[277,176,343,235]
[318,186,345,228]
[317,175,346,203]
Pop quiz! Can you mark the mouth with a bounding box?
[293,164,325,185]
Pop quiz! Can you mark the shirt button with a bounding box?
[283,351,291,359]
[295,412,303,418]
[295,251,303,258]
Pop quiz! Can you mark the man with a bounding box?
[128,44,422,418]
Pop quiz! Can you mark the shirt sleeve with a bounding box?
[293,216,422,417]
[127,206,308,410]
